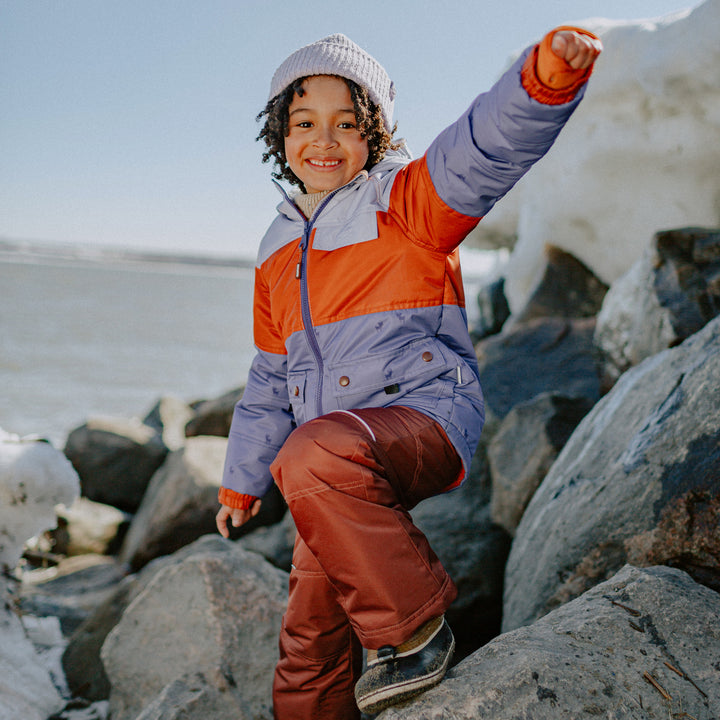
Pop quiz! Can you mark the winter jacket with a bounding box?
[220,40,594,508]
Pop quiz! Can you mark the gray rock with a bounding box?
[119,436,285,571]
[51,497,130,557]
[134,673,253,720]
[142,396,195,451]
[511,244,608,325]
[18,555,126,636]
[595,227,720,389]
[62,535,231,702]
[653,227,720,338]
[101,540,288,720]
[64,417,168,513]
[488,393,594,536]
[62,575,136,702]
[185,387,244,438]
[238,510,296,572]
[503,316,720,632]
[470,276,510,341]
[378,565,720,719]
[476,317,601,435]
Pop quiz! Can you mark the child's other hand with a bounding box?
[550,30,603,70]
[216,499,262,538]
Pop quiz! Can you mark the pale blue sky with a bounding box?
[0,0,698,259]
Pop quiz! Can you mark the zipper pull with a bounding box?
[296,242,304,279]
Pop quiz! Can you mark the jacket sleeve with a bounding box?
[402,38,593,253]
[220,266,294,501]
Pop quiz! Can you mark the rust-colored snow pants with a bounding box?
[270,405,461,720]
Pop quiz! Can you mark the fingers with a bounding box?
[551,30,603,70]
[216,500,262,538]
[216,506,231,538]
[249,499,262,519]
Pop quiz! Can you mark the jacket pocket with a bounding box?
[328,337,456,408]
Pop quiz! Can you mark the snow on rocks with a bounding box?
[0,429,80,720]
[1,430,79,570]
[467,0,720,314]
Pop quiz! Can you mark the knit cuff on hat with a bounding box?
[218,487,260,510]
[521,26,599,105]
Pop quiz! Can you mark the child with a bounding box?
[217,27,601,719]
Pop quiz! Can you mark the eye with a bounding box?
[296,121,313,128]
[338,122,357,130]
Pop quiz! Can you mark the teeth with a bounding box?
[308,159,340,167]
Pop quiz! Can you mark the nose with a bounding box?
[312,124,338,149]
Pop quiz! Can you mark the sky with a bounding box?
[0,0,700,260]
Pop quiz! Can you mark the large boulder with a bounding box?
[510,245,608,325]
[101,540,288,720]
[476,316,601,435]
[119,436,285,571]
[18,554,126,635]
[143,396,195,451]
[488,393,594,536]
[466,0,720,314]
[51,497,130,557]
[238,510,297,572]
[595,226,720,388]
[378,565,720,719]
[62,535,231,703]
[64,417,168,513]
[134,673,254,720]
[184,387,244,438]
[503,316,720,632]
[470,277,510,341]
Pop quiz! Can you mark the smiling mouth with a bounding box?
[307,159,342,168]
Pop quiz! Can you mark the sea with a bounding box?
[1,244,495,448]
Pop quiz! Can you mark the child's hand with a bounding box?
[550,30,603,70]
[216,499,262,538]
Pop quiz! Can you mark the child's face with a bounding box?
[285,75,370,194]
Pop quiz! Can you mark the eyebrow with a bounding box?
[289,106,356,117]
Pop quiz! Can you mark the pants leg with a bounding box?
[272,534,362,720]
[271,405,461,649]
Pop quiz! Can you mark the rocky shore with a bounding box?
[3,3,720,717]
[2,224,718,720]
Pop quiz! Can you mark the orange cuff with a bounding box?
[521,26,599,105]
[218,486,260,510]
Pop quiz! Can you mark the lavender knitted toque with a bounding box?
[269,33,396,131]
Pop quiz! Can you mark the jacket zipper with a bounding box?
[296,190,340,418]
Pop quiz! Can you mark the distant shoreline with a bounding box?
[0,237,255,270]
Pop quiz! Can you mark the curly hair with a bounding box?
[257,75,398,189]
